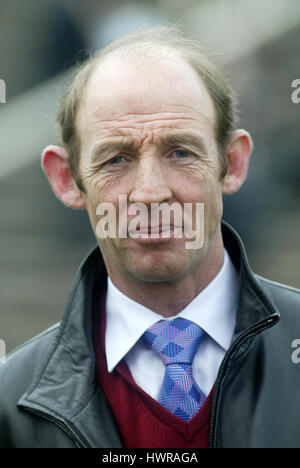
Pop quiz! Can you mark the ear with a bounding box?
[41,145,86,209]
[221,130,253,195]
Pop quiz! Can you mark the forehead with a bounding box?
[77,52,216,142]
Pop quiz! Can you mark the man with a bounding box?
[1,26,300,448]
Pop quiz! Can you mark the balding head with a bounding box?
[57,26,238,192]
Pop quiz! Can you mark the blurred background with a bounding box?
[1,0,300,353]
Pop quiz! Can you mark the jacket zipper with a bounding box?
[20,406,89,448]
[208,315,279,448]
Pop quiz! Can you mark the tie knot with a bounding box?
[142,318,205,366]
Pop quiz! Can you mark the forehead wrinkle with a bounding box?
[87,116,215,157]
[87,113,214,141]
[88,104,214,126]
[89,128,210,165]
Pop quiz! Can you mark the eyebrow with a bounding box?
[159,133,208,155]
[90,140,136,164]
[90,132,208,164]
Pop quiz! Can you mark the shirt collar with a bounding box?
[105,248,240,372]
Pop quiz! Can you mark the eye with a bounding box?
[174,149,190,158]
[109,155,125,165]
[170,148,194,160]
[105,155,128,167]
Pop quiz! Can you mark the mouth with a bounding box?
[127,225,183,243]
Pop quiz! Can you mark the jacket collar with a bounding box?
[18,221,280,447]
[221,221,279,332]
[18,245,122,448]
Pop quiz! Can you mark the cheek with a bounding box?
[202,176,223,211]
[86,168,133,202]
[84,178,129,237]
[203,183,223,235]
[84,197,98,233]
[177,176,223,230]
[83,181,109,233]
[170,171,220,204]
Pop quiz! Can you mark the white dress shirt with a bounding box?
[105,249,240,399]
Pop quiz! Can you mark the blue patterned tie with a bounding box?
[142,318,206,422]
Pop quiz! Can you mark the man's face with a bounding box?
[77,54,224,285]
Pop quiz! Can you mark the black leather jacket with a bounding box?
[1,222,300,448]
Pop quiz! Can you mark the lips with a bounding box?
[128,225,182,238]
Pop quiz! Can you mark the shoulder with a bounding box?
[0,324,59,447]
[256,275,300,304]
[0,323,59,383]
[256,274,300,322]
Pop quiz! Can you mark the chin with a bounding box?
[127,255,197,284]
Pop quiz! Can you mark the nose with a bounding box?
[129,155,172,206]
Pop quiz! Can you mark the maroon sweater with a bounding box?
[93,292,213,448]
